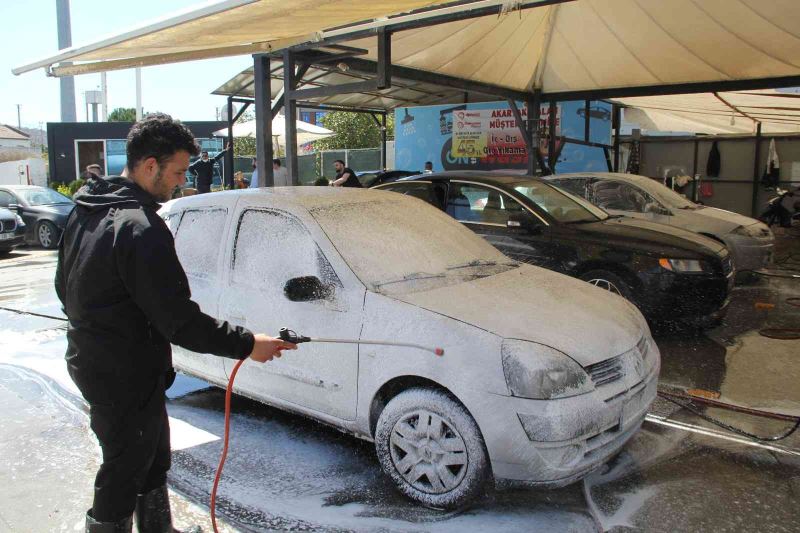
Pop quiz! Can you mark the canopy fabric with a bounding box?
[13,0,800,99]
[212,116,334,146]
[616,90,800,134]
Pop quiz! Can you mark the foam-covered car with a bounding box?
[159,188,659,508]
[546,173,774,273]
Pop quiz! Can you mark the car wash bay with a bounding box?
[7,0,800,530]
[0,241,798,531]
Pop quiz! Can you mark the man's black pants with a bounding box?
[88,375,171,522]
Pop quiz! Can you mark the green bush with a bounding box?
[56,184,72,197]
[68,178,85,197]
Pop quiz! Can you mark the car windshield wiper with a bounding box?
[374,272,446,288]
[446,259,499,270]
[565,218,599,224]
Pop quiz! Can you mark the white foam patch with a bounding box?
[168,416,220,451]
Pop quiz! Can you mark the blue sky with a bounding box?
[0,0,253,129]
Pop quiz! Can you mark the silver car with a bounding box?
[159,188,659,509]
[546,173,774,272]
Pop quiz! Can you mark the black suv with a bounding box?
[374,172,734,323]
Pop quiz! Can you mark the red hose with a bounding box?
[210,357,246,533]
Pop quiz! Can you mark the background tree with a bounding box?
[107,107,137,122]
[314,111,395,150]
[232,109,256,156]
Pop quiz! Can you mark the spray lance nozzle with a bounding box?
[277,327,444,356]
[279,328,311,344]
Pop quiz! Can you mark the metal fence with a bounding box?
[233,148,383,185]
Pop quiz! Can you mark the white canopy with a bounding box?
[13,0,800,99]
[616,89,800,134]
[213,116,334,152]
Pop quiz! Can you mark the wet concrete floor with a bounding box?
[1,241,799,532]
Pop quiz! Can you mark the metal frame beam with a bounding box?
[283,49,299,185]
[542,75,800,102]
[253,54,273,187]
[751,122,763,217]
[612,104,621,172]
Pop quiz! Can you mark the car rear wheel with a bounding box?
[375,388,490,510]
[37,221,58,249]
[580,269,634,301]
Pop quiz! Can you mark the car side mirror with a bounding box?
[7,203,19,213]
[507,213,542,234]
[284,276,334,302]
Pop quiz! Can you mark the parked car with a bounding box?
[0,185,74,249]
[0,207,26,255]
[374,172,734,324]
[159,188,659,508]
[356,170,420,188]
[545,173,774,273]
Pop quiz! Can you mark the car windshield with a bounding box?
[309,196,514,294]
[512,180,608,223]
[19,188,73,206]
[629,177,696,209]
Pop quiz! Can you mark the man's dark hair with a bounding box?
[126,114,199,170]
[201,150,209,155]
[273,159,281,166]
[334,159,345,166]
[425,161,433,166]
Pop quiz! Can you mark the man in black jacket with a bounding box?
[187,142,230,193]
[56,114,296,533]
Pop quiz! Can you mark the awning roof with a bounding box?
[615,90,800,134]
[212,58,498,110]
[13,0,800,100]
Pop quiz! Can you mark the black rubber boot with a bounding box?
[85,509,133,532]
[134,485,201,533]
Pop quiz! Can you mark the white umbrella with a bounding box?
[213,116,334,155]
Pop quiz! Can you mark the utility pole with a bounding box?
[56,0,77,122]
[135,68,143,120]
[16,104,21,128]
[101,72,108,122]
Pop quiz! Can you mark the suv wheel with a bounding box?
[375,388,489,509]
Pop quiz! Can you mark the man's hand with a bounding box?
[249,334,297,363]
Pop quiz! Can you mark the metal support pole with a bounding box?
[584,99,591,143]
[381,112,387,170]
[692,139,699,202]
[283,49,299,186]
[377,29,392,89]
[751,122,762,217]
[612,104,621,172]
[254,55,274,187]
[225,97,235,189]
[101,72,108,122]
[548,101,557,173]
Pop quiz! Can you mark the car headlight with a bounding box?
[658,258,707,273]
[501,340,594,399]
[15,214,25,226]
[732,223,770,238]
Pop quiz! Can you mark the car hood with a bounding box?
[393,264,645,366]
[33,203,75,216]
[574,216,726,258]
[682,206,761,233]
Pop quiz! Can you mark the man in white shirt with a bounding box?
[273,159,289,184]
[249,157,259,189]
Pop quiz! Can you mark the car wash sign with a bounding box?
[451,106,561,159]
[395,100,607,173]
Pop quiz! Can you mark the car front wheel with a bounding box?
[580,269,634,301]
[374,388,490,509]
[37,221,59,249]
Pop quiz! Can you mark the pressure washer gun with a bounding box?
[278,327,444,356]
